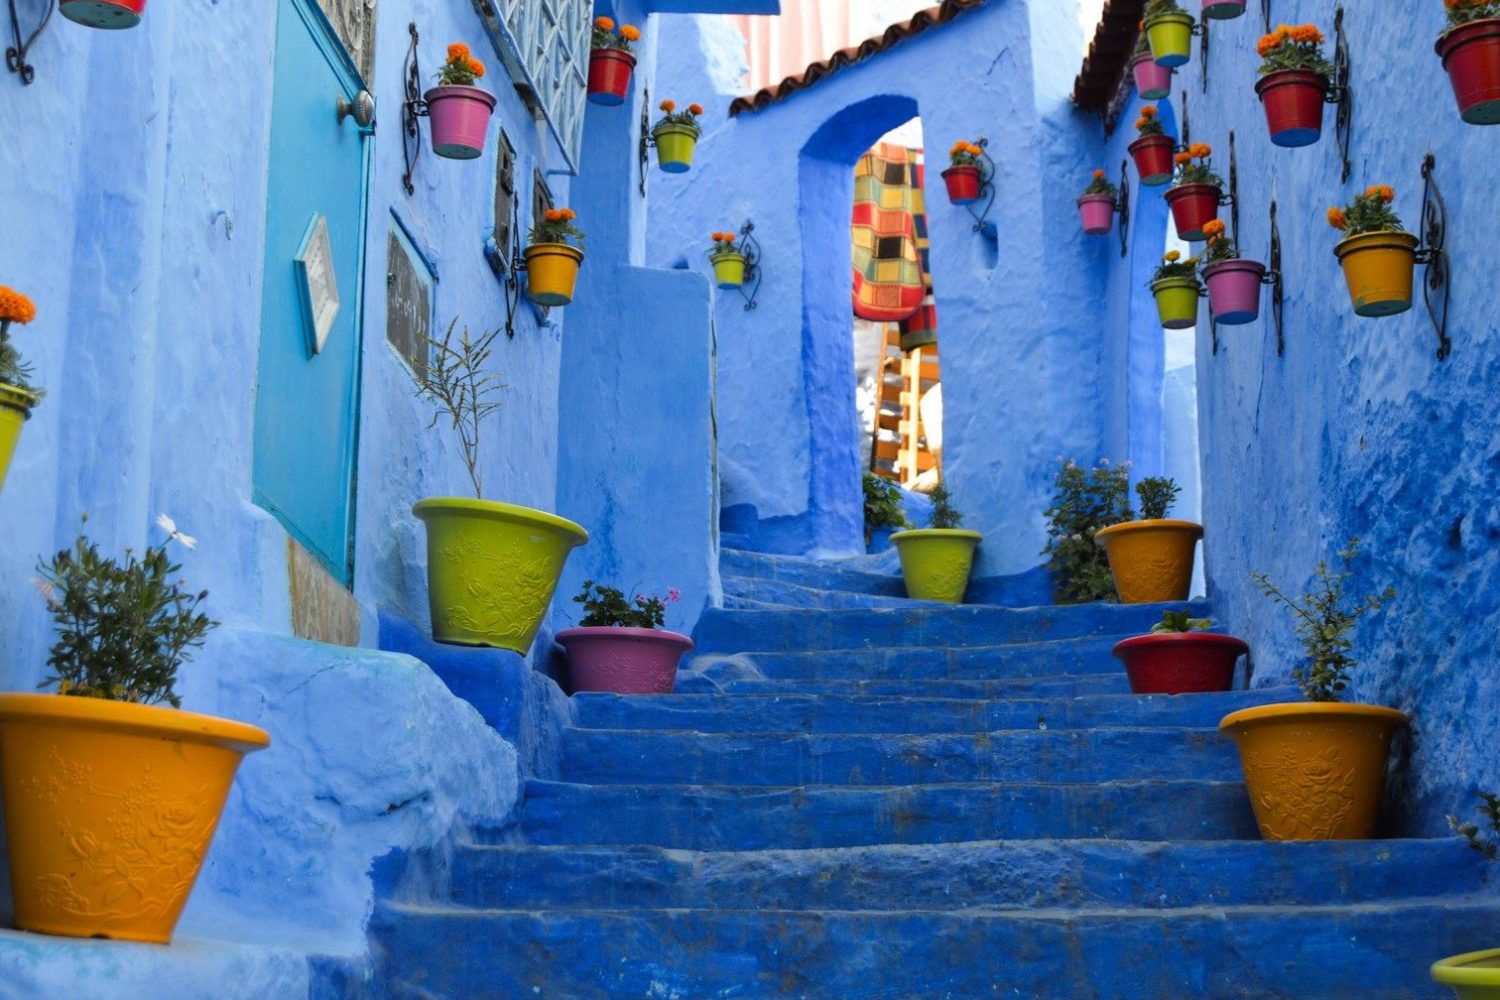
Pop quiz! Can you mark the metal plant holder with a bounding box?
[1414,152,1451,361]
[484,190,530,339]
[1116,159,1131,259]
[962,138,998,233]
[1327,7,1353,184]
[401,22,429,197]
[5,0,53,85]
[1266,198,1284,357]
[731,221,763,312]
[638,87,651,197]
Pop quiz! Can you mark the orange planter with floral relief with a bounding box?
[1093,518,1203,603]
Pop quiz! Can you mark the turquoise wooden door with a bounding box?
[253,0,370,585]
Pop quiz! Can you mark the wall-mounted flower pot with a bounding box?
[0,383,36,494]
[1334,230,1418,317]
[0,693,269,943]
[1219,702,1408,840]
[652,124,698,173]
[1203,258,1266,325]
[1145,11,1195,68]
[1093,518,1202,602]
[710,251,746,289]
[1164,182,1221,240]
[1432,947,1500,998]
[1202,0,1246,19]
[1131,53,1173,100]
[1077,195,1116,236]
[412,498,588,653]
[557,626,693,695]
[1255,70,1330,147]
[424,85,496,160]
[1112,631,1249,695]
[525,242,585,307]
[1128,134,1176,186]
[59,0,144,29]
[1150,277,1202,330]
[941,165,982,205]
[587,48,637,106]
[1437,18,1500,125]
[890,528,982,604]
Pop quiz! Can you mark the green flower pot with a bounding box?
[890,528,982,604]
[1145,10,1195,68]
[413,498,588,653]
[0,383,36,495]
[1434,948,1500,999]
[1152,276,1202,330]
[652,124,699,173]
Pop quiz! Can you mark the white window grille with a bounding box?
[473,0,591,172]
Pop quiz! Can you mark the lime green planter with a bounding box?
[412,498,588,653]
[710,251,746,289]
[652,124,699,173]
[1145,10,1195,68]
[0,383,37,494]
[1434,949,1500,999]
[1152,276,1201,330]
[890,528,982,604]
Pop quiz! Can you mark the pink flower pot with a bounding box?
[1077,194,1116,236]
[557,626,693,695]
[60,0,144,28]
[424,85,496,160]
[1203,258,1266,325]
[1131,53,1173,101]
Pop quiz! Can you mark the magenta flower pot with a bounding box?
[1203,258,1266,325]
[557,626,693,695]
[60,0,144,28]
[424,85,496,160]
[1131,53,1173,101]
[1077,195,1116,236]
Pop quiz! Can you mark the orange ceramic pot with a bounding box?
[1334,231,1418,317]
[1092,518,1202,603]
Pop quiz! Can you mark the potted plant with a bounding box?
[587,16,641,106]
[1149,250,1202,330]
[1112,610,1250,694]
[1094,475,1203,603]
[525,208,585,307]
[556,583,691,695]
[59,0,143,28]
[1254,23,1335,148]
[1130,25,1174,100]
[1433,948,1500,998]
[1203,0,1246,20]
[1143,0,1196,68]
[863,472,909,553]
[941,140,986,205]
[1165,142,1223,241]
[0,285,40,493]
[1328,185,1418,317]
[0,516,270,943]
[1127,105,1175,187]
[890,482,981,604]
[1042,458,1133,605]
[426,43,495,160]
[1436,0,1500,125]
[1077,170,1118,236]
[707,231,746,289]
[410,320,589,653]
[651,100,704,173]
[1219,539,1406,841]
[1200,219,1266,325]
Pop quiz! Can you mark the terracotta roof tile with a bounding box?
[728,0,987,117]
[1072,0,1146,112]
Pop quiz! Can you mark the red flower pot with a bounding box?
[942,165,983,205]
[1077,195,1116,236]
[1255,70,1329,148]
[59,0,144,28]
[1437,18,1500,125]
[557,626,693,695]
[587,48,637,107]
[1131,53,1173,101]
[1112,632,1249,695]
[1128,134,1175,187]
[1164,182,1221,241]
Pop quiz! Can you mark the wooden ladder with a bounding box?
[868,325,940,487]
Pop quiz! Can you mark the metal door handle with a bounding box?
[337,91,376,134]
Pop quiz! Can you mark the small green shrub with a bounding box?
[1043,459,1133,605]
[574,581,677,629]
[928,482,964,530]
[1150,610,1212,633]
[862,473,908,540]
[1135,476,1181,521]
[1449,791,1500,861]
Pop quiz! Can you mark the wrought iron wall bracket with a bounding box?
[1414,152,1451,361]
[1267,198,1285,356]
[401,22,429,197]
[1262,0,1273,32]
[485,189,531,339]
[6,0,53,85]
[1180,89,1191,145]
[1327,7,1353,184]
[1226,130,1239,241]
[1116,159,1131,259]
[734,220,763,312]
[1199,18,1210,95]
[638,87,652,198]
[962,138,998,233]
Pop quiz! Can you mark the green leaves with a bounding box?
[862,473,909,539]
[1043,459,1133,605]
[1448,791,1500,861]
[412,319,506,500]
[1135,477,1180,521]
[574,581,667,629]
[928,482,964,531]
[1151,610,1212,633]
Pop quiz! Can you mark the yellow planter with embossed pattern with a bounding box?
[890,528,982,604]
[0,384,35,494]
[0,693,270,943]
[1093,518,1202,604]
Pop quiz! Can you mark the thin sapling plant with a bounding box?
[1043,458,1134,604]
[411,318,507,499]
[1135,476,1181,520]
[928,481,964,530]
[1448,791,1500,860]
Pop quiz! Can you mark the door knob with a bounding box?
[337,90,376,132]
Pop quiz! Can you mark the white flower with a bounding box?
[155,513,198,550]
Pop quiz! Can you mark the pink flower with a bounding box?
[667,588,681,602]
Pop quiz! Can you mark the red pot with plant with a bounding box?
[1113,612,1249,695]
[1437,2,1500,125]
[59,0,144,28]
[1254,24,1334,147]
[1127,104,1175,186]
[1077,170,1118,236]
[1164,142,1223,240]
[942,139,986,205]
[558,583,691,695]
[587,17,641,106]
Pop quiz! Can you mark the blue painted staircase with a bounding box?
[367,549,1496,998]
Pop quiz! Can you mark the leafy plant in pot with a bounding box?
[557,583,692,695]
[426,43,495,160]
[0,516,270,943]
[1094,476,1203,603]
[1255,23,1336,148]
[1436,0,1500,126]
[863,472,910,552]
[707,231,747,289]
[1148,250,1202,330]
[1143,0,1196,68]
[410,320,588,653]
[941,140,987,205]
[1130,25,1174,100]
[890,482,981,603]
[526,208,586,307]
[1165,142,1224,241]
[1127,105,1176,187]
[1042,458,1133,605]
[1112,610,1249,695]
[0,285,41,493]
[1219,539,1407,840]
[1200,219,1267,325]
[651,100,705,173]
[587,16,641,106]
[1432,793,1500,996]
[1328,185,1417,317]
[1077,169,1118,236]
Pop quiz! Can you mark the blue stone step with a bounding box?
[698,634,1138,680]
[721,594,802,610]
[370,898,1500,1000]
[719,672,1133,698]
[721,573,945,609]
[447,838,1485,911]
[511,779,1260,848]
[571,688,1295,734]
[720,548,907,596]
[559,727,1241,785]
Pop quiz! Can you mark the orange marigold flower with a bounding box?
[1092,169,1105,180]
[595,16,615,30]
[620,24,640,41]
[1379,185,1395,202]
[545,209,562,222]
[1326,206,1347,230]
[1142,105,1156,117]
[1174,151,1193,166]
[1202,219,1225,237]
[0,287,36,325]
[1293,24,1324,45]
[660,99,676,113]
[562,208,577,221]
[689,103,704,116]
[1191,142,1212,158]
[448,42,470,62]
[1134,118,1146,130]
[1256,34,1278,57]
[467,57,485,78]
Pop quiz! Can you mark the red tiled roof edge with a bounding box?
[728,0,988,118]
[1071,0,1146,112]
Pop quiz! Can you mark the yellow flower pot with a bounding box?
[525,243,585,307]
[1145,10,1196,68]
[890,528,982,604]
[0,382,36,494]
[1334,230,1418,317]
[710,251,746,289]
[1219,702,1408,841]
[1151,277,1202,330]
[0,693,270,943]
[652,124,699,173]
[1093,518,1202,603]
[1433,947,1500,999]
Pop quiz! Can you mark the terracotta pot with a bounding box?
[1128,134,1176,187]
[1151,277,1202,330]
[425,85,496,160]
[1165,182,1222,241]
[1203,258,1266,325]
[1334,231,1418,317]
[59,0,144,28]
[1131,53,1173,100]
[890,529,982,604]
[1255,70,1330,148]
[1093,518,1203,603]
[942,165,983,205]
[558,626,693,695]
[1112,632,1249,695]
[1077,194,1116,236]
[1437,18,1500,125]
[587,48,636,106]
